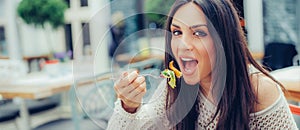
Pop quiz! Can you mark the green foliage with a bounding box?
[144,0,175,27]
[17,0,67,29]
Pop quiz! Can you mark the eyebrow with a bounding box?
[189,24,207,29]
[171,23,207,29]
[171,24,180,29]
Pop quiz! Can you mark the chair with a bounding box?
[34,72,114,130]
[26,96,60,115]
[25,95,62,130]
[0,99,19,129]
[290,104,300,116]
[70,72,115,130]
[293,54,300,66]
[263,42,298,71]
[289,104,300,128]
[0,60,61,129]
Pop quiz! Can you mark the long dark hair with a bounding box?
[164,0,284,129]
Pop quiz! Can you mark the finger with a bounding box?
[120,71,129,81]
[120,81,146,103]
[115,77,142,100]
[135,91,146,101]
[119,71,139,86]
[136,81,147,94]
[131,89,147,103]
[122,71,129,77]
[114,71,136,89]
[116,80,144,101]
[128,81,147,99]
[114,85,122,98]
[114,81,123,94]
[116,71,128,83]
[128,76,145,92]
[114,82,132,99]
[118,83,135,98]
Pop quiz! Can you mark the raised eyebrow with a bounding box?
[171,24,180,29]
[189,24,207,29]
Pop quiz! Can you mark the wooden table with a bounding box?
[251,52,264,60]
[270,66,300,102]
[0,70,111,130]
[0,72,78,130]
[0,73,73,99]
[0,55,9,59]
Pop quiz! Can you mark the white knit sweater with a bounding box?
[107,79,298,130]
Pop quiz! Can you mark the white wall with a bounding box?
[244,0,264,53]
[90,0,110,74]
[0,0,5,18]
[19,23,65,56]
[6,0,21,59]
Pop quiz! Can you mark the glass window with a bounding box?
[0,26,7,57]
[64,24,73,59]
[80,0,88,7]
[82,23,91,55]
[263,0,298,44]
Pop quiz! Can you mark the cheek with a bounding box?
[196,40,215,70]
[171,39,179,56]
[206,40,216,66]
[202,38,215,61]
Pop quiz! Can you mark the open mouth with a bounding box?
[181,57,198,74]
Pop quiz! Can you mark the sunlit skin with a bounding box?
[170,3,216,97]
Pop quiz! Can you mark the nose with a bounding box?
[180,34,193,51]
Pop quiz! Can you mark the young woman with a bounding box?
[107,0,297,129]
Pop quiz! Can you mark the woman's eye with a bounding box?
[172,30,182,36]
[194,30,207,37]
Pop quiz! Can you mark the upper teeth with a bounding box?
[181,58,193,61]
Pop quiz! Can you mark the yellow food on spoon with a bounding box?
[169,61,182,78]
[161,69,176,89]
[160,61,182,89]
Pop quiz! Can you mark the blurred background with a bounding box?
[0,0,299,130]
[0,0,299,72]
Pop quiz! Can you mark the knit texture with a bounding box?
[107,80,298,130]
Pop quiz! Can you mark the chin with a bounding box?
[183,76,199,86]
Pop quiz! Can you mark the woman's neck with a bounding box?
[199,74,215,104]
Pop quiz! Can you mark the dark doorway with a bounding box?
[64,24,73,59]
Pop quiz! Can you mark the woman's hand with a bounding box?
[114,71,147,113]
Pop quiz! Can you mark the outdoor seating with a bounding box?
[34,72,114,130]
[69,72,114,130]
[263,42,298,71]
[0,99,19,129]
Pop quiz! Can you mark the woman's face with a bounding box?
[170,3,215,85]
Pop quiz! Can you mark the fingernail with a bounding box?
[127,71,135,78]
[137,76,144,83]
[122,72,128,76]
[131,71,137,75]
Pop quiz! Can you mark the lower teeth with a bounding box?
[185,68,190,72]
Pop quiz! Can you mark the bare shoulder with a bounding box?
[250,73,280,112]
